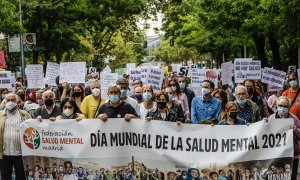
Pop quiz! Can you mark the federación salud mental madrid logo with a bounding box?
[23,127,41,150]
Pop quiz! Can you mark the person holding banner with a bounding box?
[0,93,31,180]
[234,86,261,123]
[97,83,137,122]
[191,80,221,124]
[139,85,156,119]
[282,73,300,120]
[33,90,61,120]
[80,80,105,119]
[146,91,181,124]
[268,96,300,180]
[218,102,247,125]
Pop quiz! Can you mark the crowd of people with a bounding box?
[0,69,300,180]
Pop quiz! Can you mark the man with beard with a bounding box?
[63,161,77,180]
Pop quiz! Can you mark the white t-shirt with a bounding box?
[63,174,78,180]
[139,103,156,119]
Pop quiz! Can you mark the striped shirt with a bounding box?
[3,110,22,156]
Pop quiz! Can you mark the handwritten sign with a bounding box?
[100,73,119,99]
[190,69,218,88]
[221,62,233,85]
[0,71,12,88]
[59,62,86,83]
[262,68,286,92]
[27,64,45,89]
[234,59,261,83]
[44,62,60,86]
[129,69,142,91]
[147,67,164,93]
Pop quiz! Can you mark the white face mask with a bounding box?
[63,109,74,117]
[171,86,177,91]
[202,88,210,96]
[5,101,17,111]
[91,88,101,97]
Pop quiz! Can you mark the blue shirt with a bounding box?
[191,96,221,124]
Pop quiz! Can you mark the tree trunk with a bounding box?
[268,31,281,69]
[288,45,298,69]
[252,33,266,67]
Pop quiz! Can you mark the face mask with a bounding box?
[182,176,187,179]
[135,94,143,101]
[168,94,173,101]
[73,91,81,98]
[247,88,254,96]
[202,88,210,96]
[157,102,167,109]
[289,80,298,88]
[237,99,247,106]
[109,95,119,104]
[278,107,289,117]
[179,83,185,89]
[63,109,74,117]
[44,98,54,107]
[143,92,152,101]
[37,99,43,106]
[229,111,238,119]
[120,89,127,98]
[171,86,177,91]
[5,101,17,111]
[92,88,101,97]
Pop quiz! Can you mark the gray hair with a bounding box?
[42,90,55,99]
[276,96,291,108]
[235,85,248,95]
[107,83,121,93]
[5,93,18,102]
[89,79,100,87]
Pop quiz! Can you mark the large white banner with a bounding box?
[20,119,293,179]
[262,67,286,92]
[59,62,86,83]
[27,64,45,89]
[190,69,218,88]
[44,62,60,86]
[234,59,261,83]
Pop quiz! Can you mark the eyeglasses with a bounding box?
[63,106,73,109]
[277,104,289,108]
[288,78,296,82]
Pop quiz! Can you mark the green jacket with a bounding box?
[0,109,31,159]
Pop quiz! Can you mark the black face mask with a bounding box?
[73,92,81,98]
[44,98,54,107]
[157,102,167,109]
[229,111,238,119]
[247,88,254,97]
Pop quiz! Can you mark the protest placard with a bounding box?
[221,62,233,85]
[44,62,60,86]
[88,67,97,73]
[129,69,142,92]
[0,71,12,88]
[100,73,119,99]
[176,64,197,76]
[126,63,136,74]
[288,65,296,74]
[8,73,16,92]
[59,62,86,83]
[141,66,151,85]
[234,59,261,83]
[190,69,218,88]
[101,65,111,74]
[21,118,293,179]
[8,35,20,52]
[261,67,286,91]
[27,64,45,89]
[147,67,164,92]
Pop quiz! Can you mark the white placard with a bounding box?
[190,69,218,88]
[129,69,142,91]
[147,67,165,93]
[88,67,97,73]
[59,62,86,83]
[8,35,20,52]
[8,73,16,92]
[126,63,136,74]
[176,64,197,77]
[100,73,119,99]
[101,65,111,74]
[44,62,60,86]
[288,65,296,74]
[27,64,45,89]
[141,66,151,85]
[234,59,261,83]
[261,67,286,92]
[0,71,12,88]
[221,62,233,85]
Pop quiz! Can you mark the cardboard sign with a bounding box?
[44,62,60,86]
[234,59,261,83]
[262,67,286,92]
[176,64,197,76]
[129,69,142,91]
[0,71,12,88]
[88,67,97,73]
[147,67,165,92]
[190,69,218,88]
[27,64,45,89]
[8,35,20,52]
[59,62,86,83]
[126,63,136,74]
[100,73,119,99]
[221,62,233,85]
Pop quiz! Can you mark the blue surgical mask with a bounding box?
[289,80,298,88]
[179,83,186,89]
[168,93,173,101]
[135,94,143,101]
[109,95,119,104]
[237,99,247,106]
[120,89,127,98]
[143,92,152,101]
[277,107,289,117]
